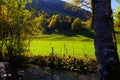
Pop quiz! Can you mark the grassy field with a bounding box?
[30,40,95,57]
[29,28,120,58]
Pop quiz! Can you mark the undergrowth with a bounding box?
[28,54,97,74]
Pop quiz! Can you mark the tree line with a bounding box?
[35,12,92,34]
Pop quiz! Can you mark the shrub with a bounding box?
[29,55,97,74]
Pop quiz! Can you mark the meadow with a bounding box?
[29,28,120,58]
[30,40,94,57]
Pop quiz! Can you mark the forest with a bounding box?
[0,0,120,80]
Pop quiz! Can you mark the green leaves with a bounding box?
[0,0,34,61]
[116,0,120,3]
[20,0,32,8]
[114,6,120,27]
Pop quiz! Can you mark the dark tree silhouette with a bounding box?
[94,0,120,80]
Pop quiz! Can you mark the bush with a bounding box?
[29,55,97,74]
[0,0,40,66]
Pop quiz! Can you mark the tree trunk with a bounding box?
[91,0,95,29]
[94,0,120,80]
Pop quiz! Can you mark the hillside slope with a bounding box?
[27,0,91,21]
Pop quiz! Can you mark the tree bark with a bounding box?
[91,0,95,29]
[94,0,120,80]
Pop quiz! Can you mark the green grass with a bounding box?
[29,28,120,58]
[115,28,120,44]
[30,40,95,58]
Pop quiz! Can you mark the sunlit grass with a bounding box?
[30,40,95,58]
[29,28,120,58]
[30,40,120,57]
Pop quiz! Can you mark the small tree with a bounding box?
[71,18,84,32]
[48,19,57,28]
[0,0,41,64]
[48,14,62,33]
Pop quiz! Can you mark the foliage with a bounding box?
[71,18,85,32]
[29,55,97,74]
[114,6,120,27]
[33,14,47,33]
[85,18,92,29]
[48,14,62,28]
[48,19,57,28]
[0,0,41,64]
[65,16,72,24]
[47,14,71,33]
[116,0,120,3]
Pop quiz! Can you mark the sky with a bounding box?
[62,0,120,12]
[112,0,120,12]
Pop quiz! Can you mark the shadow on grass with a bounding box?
[53,29,94,39]
[115,31,120,34]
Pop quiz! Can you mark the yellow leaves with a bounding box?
[31,16,45,33]
[22,10,32,22]
[71,18,84,32]
[72,0,80,6]
[48,14,61,27]
[0,5,8,18]
[34,18,41,27]
[23,10,32,16]
[114,6,120,27]
[73,0,80,3]
[66,16,72,24]
[6,17,13,23]
[0,5,13,22]
[85,18,92,29]
[48,19,57,28]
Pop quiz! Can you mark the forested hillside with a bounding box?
[26,0,91,21]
